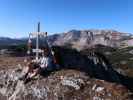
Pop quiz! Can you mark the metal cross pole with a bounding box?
[29,22,47,61]
[36,22,40,60]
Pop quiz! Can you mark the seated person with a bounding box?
[20,47,54,83]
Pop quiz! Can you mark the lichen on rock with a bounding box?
[0,68,132,100]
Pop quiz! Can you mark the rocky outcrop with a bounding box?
[0,69,132,100]
[52,46,121,83]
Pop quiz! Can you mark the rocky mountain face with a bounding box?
[49,29,133,50]
[0,46,133,100]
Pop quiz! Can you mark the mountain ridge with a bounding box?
[0,29,133,50]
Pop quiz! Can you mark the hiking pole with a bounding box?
[44,32,54,56]
[45,32,60,69]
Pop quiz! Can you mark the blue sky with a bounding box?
[0,0,132,38]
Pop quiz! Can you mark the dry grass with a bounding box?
[0,55,26,70]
